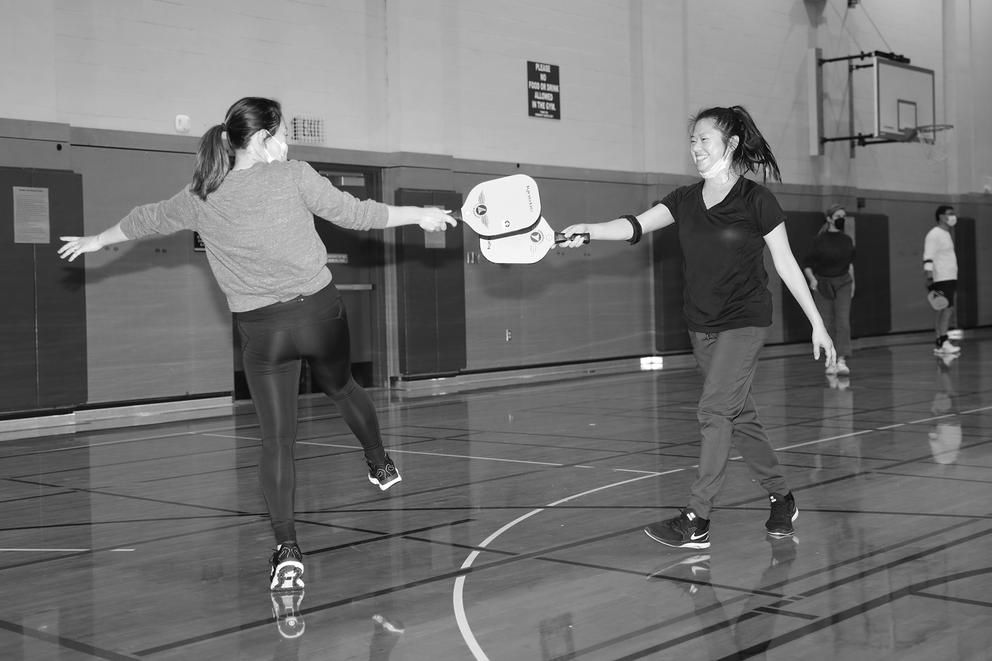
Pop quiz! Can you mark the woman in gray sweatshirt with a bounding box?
[58,96,456,592]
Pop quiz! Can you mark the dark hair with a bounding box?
[191,97,284,200]
[935,205,954,222]
[690,106,781,182]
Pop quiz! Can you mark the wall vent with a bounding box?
[289,115,325,144]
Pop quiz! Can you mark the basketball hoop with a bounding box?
[907,124,954,164]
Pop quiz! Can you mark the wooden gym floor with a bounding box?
[1,330,990,660]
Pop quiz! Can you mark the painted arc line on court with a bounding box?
[452,469,680,661]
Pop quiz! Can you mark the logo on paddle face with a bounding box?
[530,230,543,243]
[474,204,488,217]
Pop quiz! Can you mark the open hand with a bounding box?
[58,235,104,262]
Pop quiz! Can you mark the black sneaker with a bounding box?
[646,554,711,595]
[644,509,710,549]
[271,590,306,639]
[765,492,798,537]
[269,542,305,592]
[367,454,402,491]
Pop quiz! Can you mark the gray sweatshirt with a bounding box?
[120,159,389,312]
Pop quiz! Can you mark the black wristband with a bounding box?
[621,214,642,245]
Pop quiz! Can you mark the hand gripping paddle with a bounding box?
[459,174,589,264]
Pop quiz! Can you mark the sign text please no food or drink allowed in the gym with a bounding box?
[527,61,561,120]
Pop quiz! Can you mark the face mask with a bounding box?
[250,130,288,163]
[696,144,733,179]
[832,216,846,231]
[263,133,288,163]
[945,215,957,227]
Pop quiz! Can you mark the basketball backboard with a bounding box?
[874,56,934,140]
[812,49,939,154]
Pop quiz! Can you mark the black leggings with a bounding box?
[236,282,386,543]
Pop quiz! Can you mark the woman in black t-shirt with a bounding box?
[560,105,835,550]
[804,204,856,376]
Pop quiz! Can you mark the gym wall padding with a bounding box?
[781,212,891,344]
[459,173,655,372]
[0,166,87,415]
[652,223,690,353]
[70,144,232,404]
[954,217,977,329]
[393,188,467,378]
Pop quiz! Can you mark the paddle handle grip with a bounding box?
[554,232,590,245]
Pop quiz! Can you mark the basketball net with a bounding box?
[909,124,954,165]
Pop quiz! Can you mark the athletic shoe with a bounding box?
[269,542,305,592]
[644,509,710,549]
[934,340,961,356]
[765,493,798,538]
[271,590,306,639]
[367,454,402,491]
[646,554,711,595]
[835,358,850,376]
[825,362,838,375]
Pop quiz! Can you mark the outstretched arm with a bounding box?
[58,222,130,262]
[558,203,675,247]
[385,206,457,232]
[764,223,836,365]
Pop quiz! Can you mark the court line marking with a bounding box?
[0,548,134,552]
[452,468,683,661]
[451,401,992,658]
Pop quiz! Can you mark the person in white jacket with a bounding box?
[923,205,960,355]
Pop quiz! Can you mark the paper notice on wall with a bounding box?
[13,186,51,244]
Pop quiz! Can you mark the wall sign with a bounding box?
[13,186,50,243]
[527,61,561,120]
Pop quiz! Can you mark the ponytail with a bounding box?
[691,105,782,182]
[191,124,233,200]
[189,96,284,200]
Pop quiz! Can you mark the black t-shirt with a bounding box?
[804,231,855,277]
[661,177,785,332]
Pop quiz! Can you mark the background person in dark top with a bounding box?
[560,105,835,550]
[804,204,855,375]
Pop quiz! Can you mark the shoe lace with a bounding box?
[676,509,697,532]
[277,543,302,563]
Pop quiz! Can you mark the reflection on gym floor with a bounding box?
[0,331,990,660]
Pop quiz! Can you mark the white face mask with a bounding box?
[263,133,288,163]
[945,215,957,227]
[696,144,733,179]
[250,130,288,163]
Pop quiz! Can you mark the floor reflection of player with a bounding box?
[929,355,961,465]
[647,537,799,658]
[812,372,859,480]
[369,613,405,661]
[269,605,405,660]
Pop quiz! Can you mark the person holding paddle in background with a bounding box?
[560,105,835,549]
[57,96,456,591]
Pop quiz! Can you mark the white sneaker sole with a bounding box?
[368,472,402,491]
[644,528,710,549]
[766,507,799,538]
[270,560,305,591]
